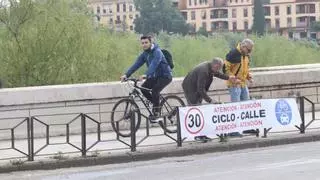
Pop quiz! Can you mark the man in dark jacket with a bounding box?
[121,35,172,123]
[182,58,238,142]
[182,58,237,105]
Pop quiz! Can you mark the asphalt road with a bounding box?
[2,142,320,180]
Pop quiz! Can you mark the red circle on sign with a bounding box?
[184,107,205,134]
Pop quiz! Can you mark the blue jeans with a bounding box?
[229,86,250,102]
[227,86,250,137]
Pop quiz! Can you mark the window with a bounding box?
[97,6,100,14]
[210,10,214,19]
[230,0,232,3]
[232,9,237,18]
[244,21,248,30]
[232,22,237,30]
[310,4,315,13]
[287,5,291,15]
[129,14,133,19]
[241,0,243,2]
[130,26,133,30]
[123,15,127,21]
[189,0,192,6]
[211,22,216,30]
[243,8,248,17]
[123,4,126,12]
[109,18,113,24]
[129,5,133,12]
[289,32,293,39]
[264,7,270,16]
[275,18,280,29]
[117,4,120,12]
[182,12,188,20]
[275,6,279,16]
[235,0,238,2]
[109,8,112,13]
[191,11,196,20]
[300,32,307,38]
[201,10,206,19]
[194,0,197,5]
[199,0,208,5]
[103,9,106,14]
[287,17,292,27]
[202,22,207,30]
[117,15,121,21]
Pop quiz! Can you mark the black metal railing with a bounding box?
[0,95,318,162]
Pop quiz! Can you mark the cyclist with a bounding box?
[120,35,172,123]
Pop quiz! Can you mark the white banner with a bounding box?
[178,98,301,139]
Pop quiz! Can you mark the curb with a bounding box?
[1,132,320,173]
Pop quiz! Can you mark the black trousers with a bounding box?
[141,77,172,113]
[184,91,202,105]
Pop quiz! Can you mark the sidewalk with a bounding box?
[0,111,319,173]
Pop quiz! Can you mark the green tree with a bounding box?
[312,21,320,32]
[197,27,209,37]
[133,0,189,35]
[0,0,114,87]
[252,0,265,36]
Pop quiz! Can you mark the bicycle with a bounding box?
[111,78,185,137]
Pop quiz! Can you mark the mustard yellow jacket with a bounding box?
[223,44,251,87]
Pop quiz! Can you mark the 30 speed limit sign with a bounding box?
[184,107,204,134]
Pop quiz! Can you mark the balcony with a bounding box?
[211,21,228,31]
[212,0,227,8]
[296,4,315,14]
[210,9,228,19]
[296,16,316,27]
[211,13,228,19]
[296,21,307,27]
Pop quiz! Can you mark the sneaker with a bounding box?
[194,136,211,143]
[149,112,163,123]
[227,132,243,138]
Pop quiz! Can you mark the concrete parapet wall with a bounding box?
[0,64,319,140]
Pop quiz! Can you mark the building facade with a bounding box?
[88,0,179,32]
[88,0,139,31]
[178,0,320,39]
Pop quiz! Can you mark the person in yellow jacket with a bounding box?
[223,38,254,102]
[222,39,255,138]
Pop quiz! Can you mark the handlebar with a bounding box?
[123,78,140,87]
[122,78,151,92]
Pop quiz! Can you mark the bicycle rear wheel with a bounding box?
[111,98,141,137]
[159,95,185,133]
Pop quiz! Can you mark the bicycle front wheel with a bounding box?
[111,98,141,137]
[159,95,185,133]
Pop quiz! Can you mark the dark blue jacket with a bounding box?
[125,44,172,78]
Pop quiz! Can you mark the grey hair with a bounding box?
[241,38,254,47]
[211,57,224,66]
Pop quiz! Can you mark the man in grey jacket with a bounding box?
[182,57,238,142]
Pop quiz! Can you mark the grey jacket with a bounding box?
[182,61,229,103]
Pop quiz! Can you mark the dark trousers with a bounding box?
[184,91,202,105]
[141,77,172,113]
[183,90,208,140]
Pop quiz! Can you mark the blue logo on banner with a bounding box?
[275,99,292,126]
